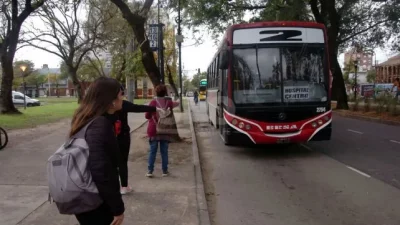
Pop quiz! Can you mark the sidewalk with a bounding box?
[0,114,147,225]
[1,107,202,225]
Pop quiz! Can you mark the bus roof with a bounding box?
[228,21,326,31]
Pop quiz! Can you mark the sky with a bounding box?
[14,6,396,80]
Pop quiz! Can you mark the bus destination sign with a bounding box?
[284,86,310,100]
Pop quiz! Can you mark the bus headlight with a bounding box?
[245,124,251,130]
[311,122,317,128]
[238,122,244,129]
[318,120,323,125]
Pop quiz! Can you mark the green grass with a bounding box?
[1,98,150,130]
[37,97,78,104]
[132,99,148,105]
[0,102,78,130]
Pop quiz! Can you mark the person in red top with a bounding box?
[145,84,179,177]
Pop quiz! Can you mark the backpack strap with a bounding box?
[74,117,99,139]
[65,117,99,147]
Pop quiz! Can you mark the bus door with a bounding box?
[217,68,224,128]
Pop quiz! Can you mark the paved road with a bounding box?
[191,100,400,225]
[308,113,400,189]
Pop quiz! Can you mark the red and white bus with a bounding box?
[206,21,332,145]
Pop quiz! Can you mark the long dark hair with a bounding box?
[69,77,121,137]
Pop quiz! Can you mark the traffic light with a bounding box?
[198,68,200,74]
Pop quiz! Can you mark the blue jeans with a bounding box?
[148,140,169,172]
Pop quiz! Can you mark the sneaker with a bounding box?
[146,171,153,178]
[162,171,169,177]
[120,186,133,195]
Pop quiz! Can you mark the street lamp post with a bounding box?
[20,65,27,110]
[354,60,359,101]
[175,0,184,112]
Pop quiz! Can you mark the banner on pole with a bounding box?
[148,24,158,51]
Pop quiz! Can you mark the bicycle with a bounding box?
[0,127,8,150]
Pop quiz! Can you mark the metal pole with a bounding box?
[23,76,26,110]
[48,68,51,97]
[354,63,358,100]
[178,0,183,112]
[160,24,165,84]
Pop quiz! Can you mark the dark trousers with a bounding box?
[75,203,114,225]
[118,133,131,187]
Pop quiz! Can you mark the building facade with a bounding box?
[375,54,400,83]
[344,49,374,72]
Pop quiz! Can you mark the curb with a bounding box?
[333,111,400,126]
[188,101,212,225]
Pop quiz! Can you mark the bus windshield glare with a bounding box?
[232,45,328,104]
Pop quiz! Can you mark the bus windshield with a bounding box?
[231,45,328,104]
[199,86,206,92]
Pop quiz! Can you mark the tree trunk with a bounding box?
[130,22,161,87]
[116,57,126,83]
[0,28,21,114]
[68,67,83,103]
[0,56,20,114]
[134,79,138,98]
[331,56,349,109]
[36,84,40,98]
[56,84,60,98]
[328,38,349,110]
[166,65,179,100]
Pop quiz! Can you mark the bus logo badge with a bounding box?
[278,113,286,120]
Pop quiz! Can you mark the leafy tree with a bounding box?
[183,75,195,93]
[367,69,376,84]
[25,0,114,102]
[191,72,207,88]
[77,60,104,82]
[164,25,180,99]
[47,73,60,97]
[12,77,23,91]
[168,0,400,110]
[252,0,312,22]
[12,60,35,94]
[0,0,45,114]
[25,73,46,97]
[13,60,35,78]
[110,0,162,86]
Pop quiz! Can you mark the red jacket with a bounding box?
[145,97,179,138]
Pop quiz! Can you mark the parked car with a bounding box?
[12,91,40,107]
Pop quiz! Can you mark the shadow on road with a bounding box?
[223,143,317,160]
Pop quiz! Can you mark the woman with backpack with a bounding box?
[115,85,157,195]
[69,77,125,225]
[145,84,179,177]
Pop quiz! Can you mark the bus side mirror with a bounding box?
[219,50,229,70]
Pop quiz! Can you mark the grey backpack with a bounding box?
[47,118,103,215]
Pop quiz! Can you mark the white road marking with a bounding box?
[347,129,363,134]
[390,140,400,144]
[300,144,313,151]
[346,166,371,178]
